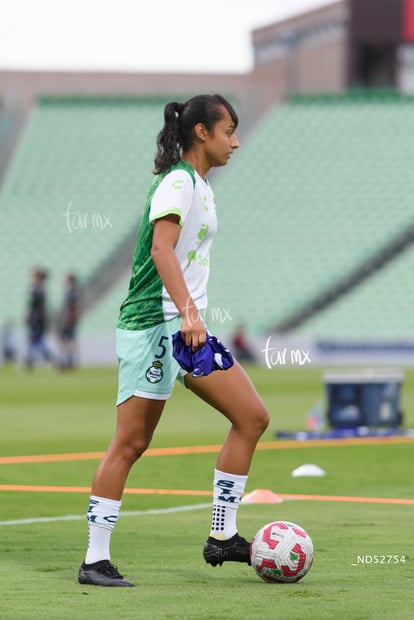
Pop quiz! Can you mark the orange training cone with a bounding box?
[241,489,284,504]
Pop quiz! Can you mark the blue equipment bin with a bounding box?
[323,370,403,428]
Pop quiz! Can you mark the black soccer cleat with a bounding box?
[203,533,252,567]
[78,560,135,587]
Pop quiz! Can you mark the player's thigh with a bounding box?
[185,361,269,428]
[114,396,166,451]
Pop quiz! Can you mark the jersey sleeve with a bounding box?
[149,169,194,226]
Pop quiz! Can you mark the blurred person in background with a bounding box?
[57,273,81,369]
[1,320,17,364]
[232,324,255,363]
[25,269,53,369]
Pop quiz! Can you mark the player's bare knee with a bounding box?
[237,404,269,439]
[124,436,152,463]
[260,408,270,433]
[254,405,270,437]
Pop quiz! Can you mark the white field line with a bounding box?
[0,502,212,527]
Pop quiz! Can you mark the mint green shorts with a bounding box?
[116,316,186,405]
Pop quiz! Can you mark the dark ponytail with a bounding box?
[153,94,238,174]
[153,102,184,175]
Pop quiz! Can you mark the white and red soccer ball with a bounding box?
[250,521,314,583]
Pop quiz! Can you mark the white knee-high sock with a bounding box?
[85,495,121,565]
[209,469,248,540]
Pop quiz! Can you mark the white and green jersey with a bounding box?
[118,159,217,330]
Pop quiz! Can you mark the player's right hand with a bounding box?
[180,311,206,352]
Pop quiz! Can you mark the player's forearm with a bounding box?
[151,245,198,318]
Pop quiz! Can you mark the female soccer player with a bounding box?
[78,94,270,587]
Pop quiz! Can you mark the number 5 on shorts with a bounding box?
[155,336,169,359]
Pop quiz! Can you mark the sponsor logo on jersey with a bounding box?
[198,223,209,240]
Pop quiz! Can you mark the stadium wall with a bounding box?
[251,1,348,106]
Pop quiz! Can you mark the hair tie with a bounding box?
[175,102,185,117]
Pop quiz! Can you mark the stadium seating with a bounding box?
[2,92,414,343]
[206,92,414,338]
[295,245,414,339]
[0,97,166,334]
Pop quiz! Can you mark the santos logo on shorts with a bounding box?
[145,360,164,383]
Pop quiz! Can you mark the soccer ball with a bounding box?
[250,521,314,583]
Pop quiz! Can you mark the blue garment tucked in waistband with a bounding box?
[172,332,234,377]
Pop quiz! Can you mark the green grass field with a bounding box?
[0,364,413,619]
